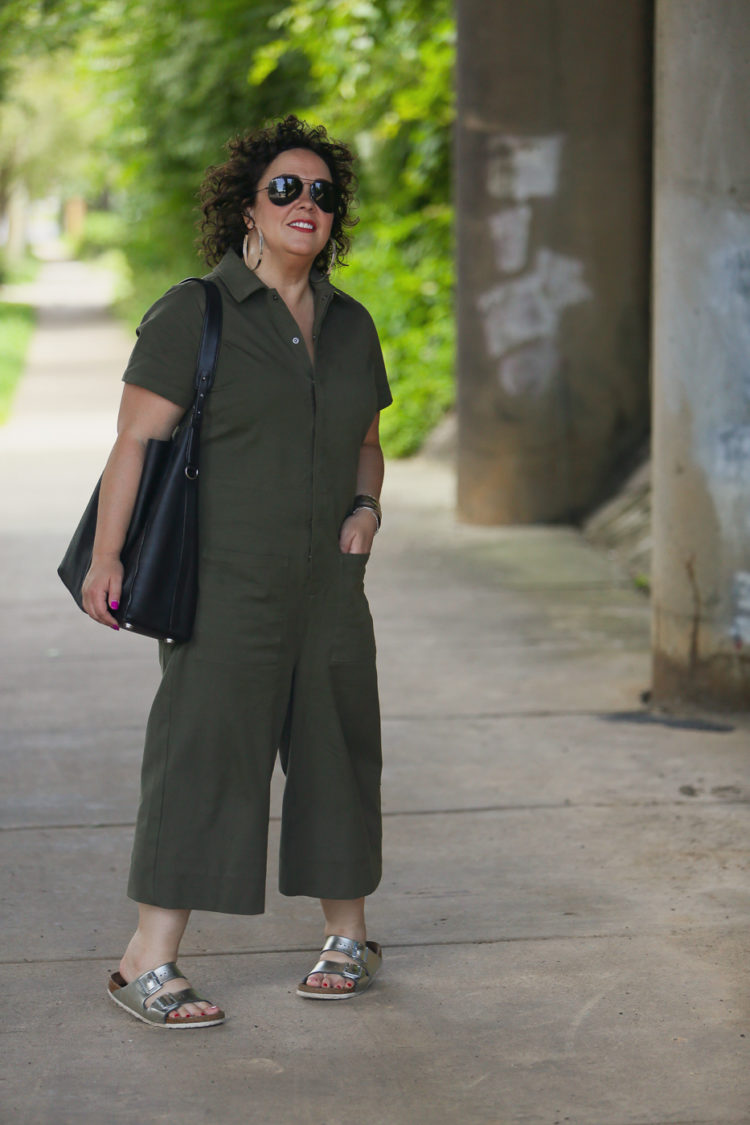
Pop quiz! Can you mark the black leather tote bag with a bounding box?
[57,277,222,644]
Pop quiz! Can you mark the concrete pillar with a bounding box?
[651,1,750,709]
[456,0,653,524]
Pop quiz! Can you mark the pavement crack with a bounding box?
[2,924,744,969]
[3,794,748,833]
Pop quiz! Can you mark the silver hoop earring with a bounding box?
[253,228,264,270]
[242,227,263,271]
[325,239,337,276]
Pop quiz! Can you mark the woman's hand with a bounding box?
[82,552,124,629]
[339,508,378,555]
[341,412,384,555]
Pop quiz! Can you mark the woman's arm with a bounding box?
[81,384,186,628]
[339,412,385,555]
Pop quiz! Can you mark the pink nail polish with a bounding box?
[110,600,119,610]
[111,625,120,631]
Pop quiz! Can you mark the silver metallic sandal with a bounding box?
[297,935,383,1000]
[107,961,226,1028]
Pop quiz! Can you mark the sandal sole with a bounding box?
[296,983,373,1000]
[108,986,226,1028]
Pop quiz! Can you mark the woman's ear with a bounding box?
[243,210,255,230]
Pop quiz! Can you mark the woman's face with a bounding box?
[247,147,335,267]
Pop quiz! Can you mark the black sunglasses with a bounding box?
[257,174,338,213]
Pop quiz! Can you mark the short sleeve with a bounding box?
[122,280,207,410]
[368,317,393,412]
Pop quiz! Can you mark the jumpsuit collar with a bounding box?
[212,249,338,307]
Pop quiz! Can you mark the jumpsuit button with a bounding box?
[292,336,300,344]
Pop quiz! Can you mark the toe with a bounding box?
[171,1001,219,1020]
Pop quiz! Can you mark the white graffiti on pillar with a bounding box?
[478,134,592,398]
[478,249,591,358]
[497,339,559,398]
[489,205,532,272]
[731,571,750,647]
[486,134,563,202]
[715,425,750,482]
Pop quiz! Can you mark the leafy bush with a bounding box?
[342,205,454,457]
[70,209,128,260]
[0,301,36,422]
[0,250,39,285]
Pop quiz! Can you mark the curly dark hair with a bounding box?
[197,115,358,273]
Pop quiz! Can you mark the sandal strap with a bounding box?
[147,987,205,1018]
[322,935,369,970]
[129,961,184,1003]
[306,958,363,983]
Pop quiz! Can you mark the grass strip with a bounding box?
[0,302,36,423]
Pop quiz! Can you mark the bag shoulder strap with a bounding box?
[181,277,223,479]
[186,277,223,395]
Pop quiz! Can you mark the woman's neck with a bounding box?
[253,254,315,305]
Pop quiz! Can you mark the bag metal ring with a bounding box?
[185,466,199,480]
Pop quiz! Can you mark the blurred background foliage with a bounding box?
[0,0,455,455]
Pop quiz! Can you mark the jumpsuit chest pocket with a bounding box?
[193,550,291,665]
[331,553,376,665]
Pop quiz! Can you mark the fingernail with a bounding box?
[110,600,119,610]
[111,625,120,631]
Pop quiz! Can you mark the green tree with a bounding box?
[251,0,456,453]
[3,0,456,453]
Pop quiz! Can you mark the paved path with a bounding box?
[1,260,748,1125]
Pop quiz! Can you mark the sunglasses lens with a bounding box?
[267,175,303,205]
[264,175,338,212]
[310,180,337,213]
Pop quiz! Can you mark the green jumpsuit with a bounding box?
[121,249,392,915]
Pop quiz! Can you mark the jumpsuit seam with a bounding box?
[307,371,316,567]
[149,653,175,902]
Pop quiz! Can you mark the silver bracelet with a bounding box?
[352,505,380,532]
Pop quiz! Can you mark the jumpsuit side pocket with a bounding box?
[331,552,376,665]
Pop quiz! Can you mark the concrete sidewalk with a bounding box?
[1,259,748,1125]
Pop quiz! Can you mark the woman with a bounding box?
[82,115,391,1028]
